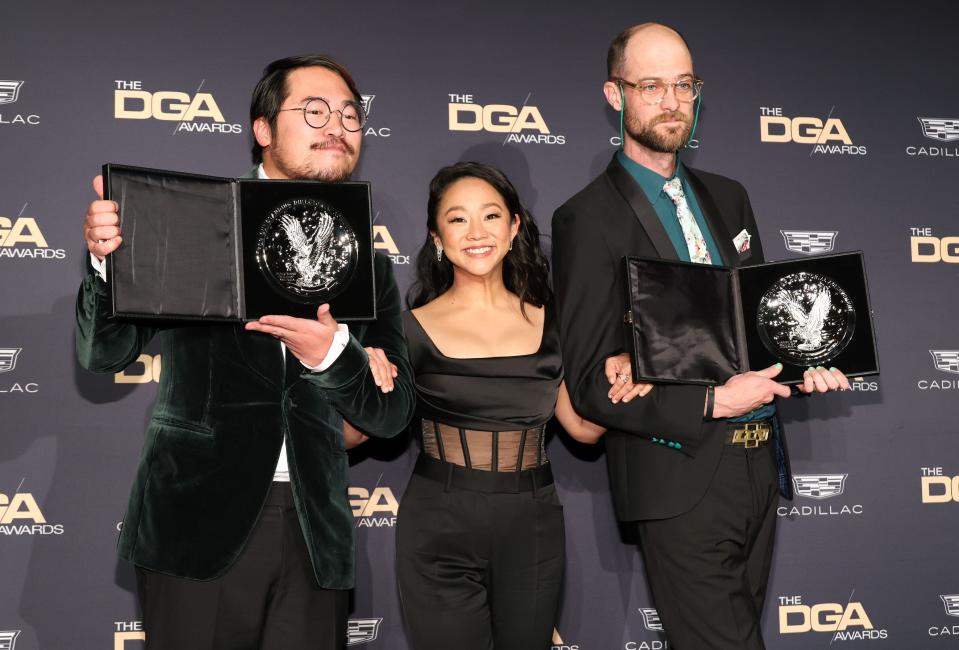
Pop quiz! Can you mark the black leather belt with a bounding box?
[413,454,553,493]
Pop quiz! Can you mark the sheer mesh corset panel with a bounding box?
[420,420,547,471]
[402,308,562,473]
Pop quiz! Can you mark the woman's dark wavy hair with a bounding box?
[406,161,552,316]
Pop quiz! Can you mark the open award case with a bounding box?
[622,251,879,385]
[103,164,375,322]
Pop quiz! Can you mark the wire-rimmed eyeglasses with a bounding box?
[277,97,367,132]
[612,77,704,105]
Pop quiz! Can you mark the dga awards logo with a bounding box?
[360,94,391,138]
[346,618,382,646]
[114,621,145,649]
[0,80,39,126]
[114,354,161,384]
[778,593,887,641]
[0,205,66,260]
[0,630,20,650]
[0,482,64,535]
[779,473,862,518]
[907,117,959,158]
[372,223,410,265]
[759,106,866,155]
[916,350,959,391]
[921,467,959,504]
[910,227,959,263]
[624,608,669,649]
[781,230,838,255]
[927,595,959,638]
[349,485,398,528]
[114,80,242,134]
[0,348,39,395]
[448,92,566,144]
[551,627,579,650]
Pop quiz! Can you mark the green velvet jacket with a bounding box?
[75,251,414,589]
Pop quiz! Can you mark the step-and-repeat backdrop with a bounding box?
[3,1,958,648]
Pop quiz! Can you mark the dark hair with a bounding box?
[407,162,552,315]
[607,23,692,80]
[249,54,362,164]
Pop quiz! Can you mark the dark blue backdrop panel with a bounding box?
[2,1,958,648]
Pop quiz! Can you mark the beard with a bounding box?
[625,109,692,153]
[270,136,358,182]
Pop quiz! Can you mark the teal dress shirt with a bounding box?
[617,151,775,423]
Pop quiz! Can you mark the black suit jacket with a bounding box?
[76,206,415,588]
[552,154,787,522]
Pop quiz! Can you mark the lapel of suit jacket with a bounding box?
[684,167,740,267]
[604,155,677,260]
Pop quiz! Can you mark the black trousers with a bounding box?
[396,459,566,650]
[636,443,780,650]
[134,483,348,650]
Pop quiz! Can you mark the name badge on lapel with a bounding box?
[733,228,752,255]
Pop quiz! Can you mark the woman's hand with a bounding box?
[365,347,397,393]
[604,353,653,404]
[343,420,369,449]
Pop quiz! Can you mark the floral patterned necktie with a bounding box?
[663,177,712,264]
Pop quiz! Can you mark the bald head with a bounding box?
[607,23,693,81]
[603,23,698,163]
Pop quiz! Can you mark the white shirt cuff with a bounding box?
[302,324,351,372]
[90,253,107,282]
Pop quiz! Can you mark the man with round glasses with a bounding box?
[76,55,414,650]
[552,23,847,649]
[252,61,367,183]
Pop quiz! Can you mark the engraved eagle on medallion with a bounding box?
[756,270,855,366]
[256,197,359,303]
[279,211,334,288]
[776,287,831,350]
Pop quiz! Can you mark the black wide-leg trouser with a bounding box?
[396,455,566,650]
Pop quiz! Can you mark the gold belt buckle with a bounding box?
[731,423,770,448]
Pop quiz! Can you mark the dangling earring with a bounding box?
[435,243,443,261]
[508,237,514,252]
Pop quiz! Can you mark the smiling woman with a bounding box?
[372,161,650,650]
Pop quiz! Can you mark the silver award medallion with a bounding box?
[756,272,856,365]
[256,198,358,303]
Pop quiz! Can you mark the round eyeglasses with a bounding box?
[278,97,367,132]
[613,77,704,105]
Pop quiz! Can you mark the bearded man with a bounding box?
[76,55,414,650]
[551,24,848,650]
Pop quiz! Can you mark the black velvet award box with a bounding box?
[622,251,879,385]
[103,164,375,322]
